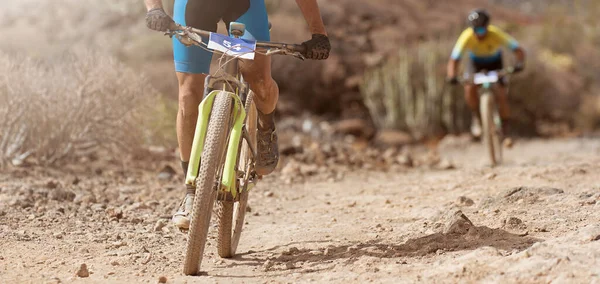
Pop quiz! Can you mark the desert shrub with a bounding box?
[576,93,600,131]
[360,41,470,139]
[534,0,600,130]
[360,39,576,138]
[0,49,161,167]
[145,95,178,147]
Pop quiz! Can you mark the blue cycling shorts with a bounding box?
[172,0,270,74]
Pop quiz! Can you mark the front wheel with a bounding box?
[216,92,256,258]
[182,92,232,276]
[480,92,502,167]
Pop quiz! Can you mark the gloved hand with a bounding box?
[447,77,459,85]
[301,34,331,60]
[513,62,525,73]
[145,8,174,32]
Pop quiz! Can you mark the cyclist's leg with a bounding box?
[172,0,218,229]
[229,0,280,175]
[495,81,510,122]
[176,73,207,163]
[464,83,480,114]
[464,83,482,138]
[465,58,481,115]
[465,59,482,137]
[241,56,278,117]
[173,0,218,167]
[232,0,276,115]
[487,55,511,135]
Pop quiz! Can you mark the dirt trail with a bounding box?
[1,138,600,283]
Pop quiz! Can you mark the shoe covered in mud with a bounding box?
[255,126,279,176]
[172,193,194,230]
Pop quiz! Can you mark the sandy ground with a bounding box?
[1,137,600,284]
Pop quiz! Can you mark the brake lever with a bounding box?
[164,30,176,38]
[292,52,305,61]
[165,29,203,47]
[186,31,204,44]
[164,23,185,38]
[266,49,305,61]
[265,49,284,56]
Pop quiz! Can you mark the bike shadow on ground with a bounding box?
[216,224,540,276]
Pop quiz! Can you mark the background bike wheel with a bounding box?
[216,92,256,258]
[183,92,232,276]
[480,92,501,167]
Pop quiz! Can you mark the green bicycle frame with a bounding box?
[185,89,247,198]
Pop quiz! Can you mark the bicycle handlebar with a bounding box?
[167,23,307,58]
[458,67,516,85]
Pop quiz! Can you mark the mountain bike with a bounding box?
[463,68,514,167]
[164,22,305,275]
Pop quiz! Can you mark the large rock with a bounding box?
[443,210,474,235]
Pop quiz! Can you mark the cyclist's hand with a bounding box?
[145,8,174,32]
[513,62,525,73]
[447,77,459,85]
[301,34,331,60]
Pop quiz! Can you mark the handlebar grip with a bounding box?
[290,44,306,55]
[169,22,182,31]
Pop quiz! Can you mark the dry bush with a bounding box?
[576,93,600,131]
[0,49,159,167]
[534,1,600,81]
[360,41,469,139]
[360,39,578,138]
[0,0,177,98]
[533,0,600,131]
[0,0,147,56]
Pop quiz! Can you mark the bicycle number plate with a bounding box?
[207,33,256,60]
[474,71,499,85]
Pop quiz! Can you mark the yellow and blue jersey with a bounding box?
[450,25,519,63]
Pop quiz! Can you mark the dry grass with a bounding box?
[359,37,582,137]
[535,1,600,130]
[361,41,469,139]
[0,49,160,167]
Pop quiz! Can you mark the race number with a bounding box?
[207,33,256,60]
[473,71,499,85]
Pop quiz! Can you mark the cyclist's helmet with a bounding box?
[467,9,490,28]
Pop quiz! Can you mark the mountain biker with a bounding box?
[143,0,331,229]
[446,9,526,139]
